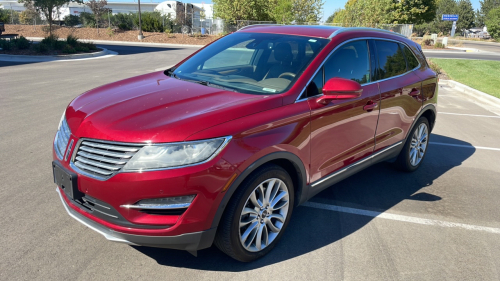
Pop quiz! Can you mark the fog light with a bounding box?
[120,195,195,210]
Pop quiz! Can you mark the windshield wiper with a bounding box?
[195,80,239,92]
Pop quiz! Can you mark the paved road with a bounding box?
[1,45,500,280]
[423,49,500,61]
[447,39,500,53]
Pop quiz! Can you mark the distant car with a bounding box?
[0,22,5,35]
[53,25,438,262]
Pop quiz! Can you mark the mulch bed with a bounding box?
[5,24,219,45]
[0,47,101,56]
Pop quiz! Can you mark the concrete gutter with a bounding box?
[0,47,114,62]
[440,79,500,114]
[26,37,205,48]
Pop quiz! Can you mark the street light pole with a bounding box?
[137,0,144,40]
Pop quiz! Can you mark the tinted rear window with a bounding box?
[375,40,407,80]
[402,45,420,70]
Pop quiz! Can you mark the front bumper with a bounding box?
[56,187,216,251]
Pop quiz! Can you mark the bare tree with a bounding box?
[86,0,107,34]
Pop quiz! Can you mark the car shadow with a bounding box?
[133,133,475,271]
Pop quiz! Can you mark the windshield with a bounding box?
[170,33,329,95]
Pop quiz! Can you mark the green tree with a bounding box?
[19,0,83,35]
[292,0,324,23]
[477,0,500,26]
[269,0,293,23]
[213,0,271,21]
[457,0,475,31]
[333,0,393,27]
[391,0,437,24]
[486,7,500,39]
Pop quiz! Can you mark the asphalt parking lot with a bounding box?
[1,45,500,280]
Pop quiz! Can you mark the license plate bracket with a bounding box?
[53,161,82,201]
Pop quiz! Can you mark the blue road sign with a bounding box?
[442,14,459,21]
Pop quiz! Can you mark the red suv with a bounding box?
[53,26,437,262]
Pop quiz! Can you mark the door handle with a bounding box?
[409,88,421,97]
[363,101,378,112]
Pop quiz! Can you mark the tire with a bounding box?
[395,117,430,172]
[214,164,295,262]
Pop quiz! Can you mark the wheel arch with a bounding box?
[210,152,308,229]
[405,104,437,141]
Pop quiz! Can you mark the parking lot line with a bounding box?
[429,142,500,151]
[303,202,500,234]
[438,112,500,118]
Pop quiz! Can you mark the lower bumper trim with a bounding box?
[56,187,216,251]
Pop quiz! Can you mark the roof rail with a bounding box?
[329,27,408,39]
[238,24,285,31]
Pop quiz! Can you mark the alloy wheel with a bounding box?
[239,178,290,252]
[409,123,429,166]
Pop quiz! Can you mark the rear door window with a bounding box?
[374,40,407,80]
[401,44,420,70]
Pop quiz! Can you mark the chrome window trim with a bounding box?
[329,27,408,39]
[70,136,233,181]
[295,37,421,103]
[310,141,403,187]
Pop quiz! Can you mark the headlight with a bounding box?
[122,137,231,171]
[58,110,66,130]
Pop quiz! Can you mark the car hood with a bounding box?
[66,71,283,143]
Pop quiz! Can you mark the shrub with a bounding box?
[107,27,114,37]
[133,11,168,32]
[41,35,59,47]
[435,42,445,49]
[427,60,442,75]
[12,36,31,50]
[80,42,98,51]
[34,43,49,53]
[54,40,66,50]
[66,35,79,47]
[64,14,81,27]
[75,45,90,52]
[420,38,434,46]
[80,12,96,28]
[62,45,76,54]
[0,39,13,51]
[111,13,136,30]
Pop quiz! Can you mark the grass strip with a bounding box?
[429,58,500,99]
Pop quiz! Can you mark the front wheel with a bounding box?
[214,164,294,262]
[395,117,430,172]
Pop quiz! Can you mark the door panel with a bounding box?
[372,40,423,152]
[308,39,380,183]
[375,73,422,151]
[308,83,380,182]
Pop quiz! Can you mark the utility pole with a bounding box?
[137,0,144,40]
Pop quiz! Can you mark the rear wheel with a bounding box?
[214,164,294,262]
[395,117,430,172]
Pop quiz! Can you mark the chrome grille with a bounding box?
[72,140,143,180]
[54,119,71,160]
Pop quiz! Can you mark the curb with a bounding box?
[26,37,205,48]
[0,48,111,62]
[447,46,480,52]
[439,79,500,109]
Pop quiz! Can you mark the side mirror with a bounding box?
[317,78,363,105]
